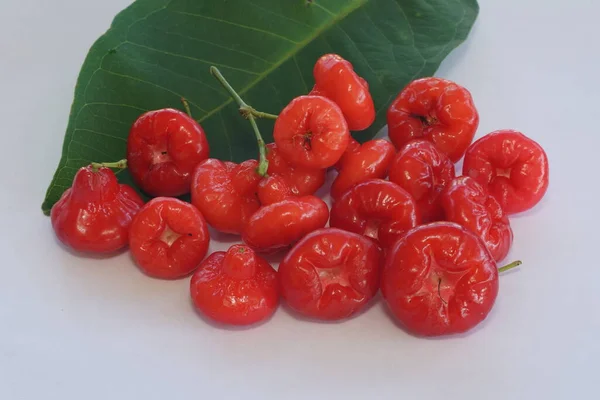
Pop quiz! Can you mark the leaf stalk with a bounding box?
[210,66,270,176]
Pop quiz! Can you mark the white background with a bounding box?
[1,0,598,399]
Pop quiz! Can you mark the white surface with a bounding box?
[1,1,598,399]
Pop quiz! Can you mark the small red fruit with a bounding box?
[330,179,420,248]
[129,197,210,279]
[191,158,261,234]
[278,228,383,321]
[265,143,325,196]
[388,140,455,222]
[273,95,350,169]
[381,222,498,337]
[191,244,279,326]
[242,196,329,253]
[309,53,375,131]
[333,138,361,171]
[256,174,292,205]
[127,108,210,197]
[462,129,549,214]
[51,165,144,253]
[442,176,513,262]
[387,77,479,162]
[331,139,395,199]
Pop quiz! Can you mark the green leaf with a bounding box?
[41,0,479,215]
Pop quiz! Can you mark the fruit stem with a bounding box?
[240,105,278,120]
[498,260,522,273]
[248,118,269,176]
[181,97,193,118]
[210,66,269,176]
[90,159,128,172]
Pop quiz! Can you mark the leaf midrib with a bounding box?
[194,0,369,124]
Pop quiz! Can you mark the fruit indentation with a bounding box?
[159,225,181,247]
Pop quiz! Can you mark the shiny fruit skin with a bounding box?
[129,197,210,279]
[242,196,329,253]
[51,166,144,253]
[330,179,420,248]
[257,174,293,205]
[127,108,209,197]
[462,129,549,214]
[191,158,261,235]
[273,95,350,169]
[442,176,513,262]
[191,244,279,326]
[310,53,375,131]
[388,139,455,222]
[265,142,325,196]
[331,139,395,200]
[278,228,383,321]
[387,77,479,162]
[381,222,498,337]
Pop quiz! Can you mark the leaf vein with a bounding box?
[100,68,208,113]
[124,40,261,76]
[172,10,300,44]
[73,128,127,142]
[293,55,309,93]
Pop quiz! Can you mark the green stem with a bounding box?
[240,105,278,120]
[498,260,522,273]
[210,66,269,176]
[248,118,269,176]
[181,97,193,118]
[90,159,128,171]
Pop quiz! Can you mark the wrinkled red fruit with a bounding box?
[191,244,279,326]
[266,143,325,196]
[257,174,293,205]
[387,77,479,162]
[191,159,261,235]
[462,129,549,214]
[331,139,395,200]
[330,179,420,248]
[51,165,144,253]
[442,176,513,262]
[129,197,210,279]
[388,140,455,222]
[274,95,350,169]
[127,108,209,197]
[310,53,375,131]
[278,228,383,321]
[382,222,499,337]
[242,196,329,253]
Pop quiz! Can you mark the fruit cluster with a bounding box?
[50,53,549,337]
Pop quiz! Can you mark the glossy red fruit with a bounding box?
[265,143,325,196]
[51,166,144,253]
[382,222,499,337]
[243,196,329,253]
[333,138,361,171]
[462,130,549,214]
[442,177,513,262]
[278,228,383,321]
[387,77,479,162]
[127,108,210,197]
[273,95,350,169]
[191,159,261,235]
[129,197,210,279]
[309,53,375,131]
[331,139,395,199]
[330,179,420,248]
[388,140,455,222]
[256,174,292,205]
[191,244,279,326]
